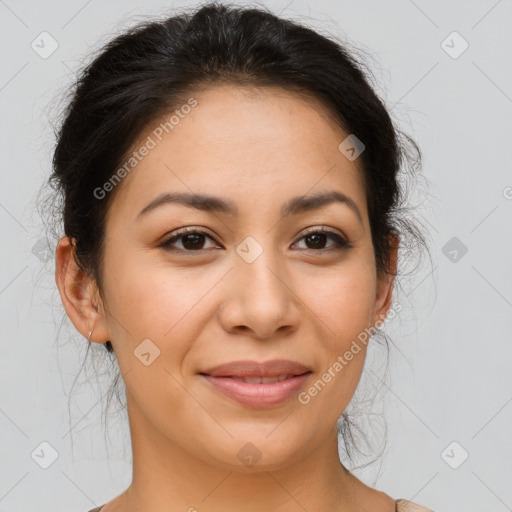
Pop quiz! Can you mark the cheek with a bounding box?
[102,244,192,332]
[99,248,207,414]
[303,259,377,341]
[299,261,376,403]
[100,244,222,370]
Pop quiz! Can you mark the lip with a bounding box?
[198,359,312,408]
[200,373,312,408]
[200,359,312,378]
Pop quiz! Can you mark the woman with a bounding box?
[49,2,434,510]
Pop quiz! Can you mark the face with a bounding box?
[59,84,395,472]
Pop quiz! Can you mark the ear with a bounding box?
[371,231,399,327]
[55,236,110,344]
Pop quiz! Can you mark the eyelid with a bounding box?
[297,225,346,240]
[291,226,352,250]
[160,227,219,249]
[159,225,352,252]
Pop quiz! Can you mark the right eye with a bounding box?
[159,228,221,252]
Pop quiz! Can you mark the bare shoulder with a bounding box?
[396,499,437,511]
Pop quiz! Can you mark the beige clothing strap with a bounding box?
[396,498,436,511]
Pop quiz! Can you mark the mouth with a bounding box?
[199,359,312,379]
[198,372,310,383]
[197,359,313,407]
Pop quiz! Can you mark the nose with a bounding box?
[217,246,303,340]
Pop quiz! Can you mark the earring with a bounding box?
[87,328,94,342]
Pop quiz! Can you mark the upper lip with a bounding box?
[200,359,312,378]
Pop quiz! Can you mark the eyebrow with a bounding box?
[137,190,363,224]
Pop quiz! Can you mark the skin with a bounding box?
[56,84,398,512]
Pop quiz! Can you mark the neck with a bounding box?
[116,395,379,512]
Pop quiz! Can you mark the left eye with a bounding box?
[160,228,351,252]
[293,229,351,251]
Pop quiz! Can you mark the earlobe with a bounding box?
[55,236,110,344]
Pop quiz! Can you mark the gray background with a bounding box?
[1,1,511,511]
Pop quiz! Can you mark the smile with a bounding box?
[200,372,312,408]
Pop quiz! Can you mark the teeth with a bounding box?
[231,375,293,383]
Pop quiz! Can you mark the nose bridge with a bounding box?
[234,233,285,298]
[220,233,301,337]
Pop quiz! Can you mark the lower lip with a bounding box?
[200,373,312,408]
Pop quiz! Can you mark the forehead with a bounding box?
[107,84,367,221]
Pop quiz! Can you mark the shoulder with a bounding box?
[89,500,437,512]
[396,499,437,511]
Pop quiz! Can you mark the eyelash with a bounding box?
[159,227,353,254]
